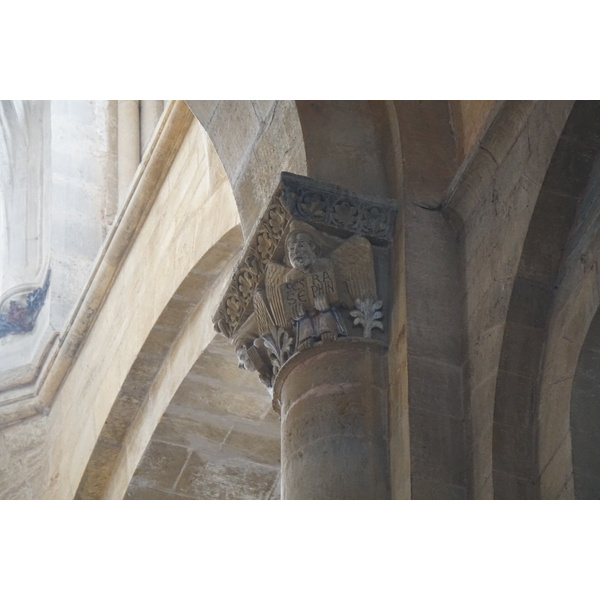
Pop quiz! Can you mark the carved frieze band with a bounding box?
[281,172,396,242]
[214,172,396,339]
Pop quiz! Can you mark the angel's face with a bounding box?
[287,233,317,269]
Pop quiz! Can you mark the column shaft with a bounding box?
[276,342,389,499]
[117,100,140,207]
[140,100,164,155]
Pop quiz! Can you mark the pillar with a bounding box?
[140,100,164,155]
[214,172,397,500]
[275,341,389,499]
[117,100,140,207]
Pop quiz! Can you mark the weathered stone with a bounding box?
[6,100,600,503]
[175,451,278,500]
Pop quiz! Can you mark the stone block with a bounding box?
[507,277,553,328]
[572,473,600,500]
[518,189,579,285]
[137,326,179,362]
[153,411,230,449]
[451,100,497,159]
[409,408,466,488]
[175,451,278,500]
[498,322,545,380]
[571,358,600,430]
[492,470,536,500]
[411,478,467,500]
[189,347,246,381]
[492,422,535,479]
[543,137,598,198]
[233,101,306,236]
[174,375,270,420]
[98,394,143,447]
[282,434,389,499]
[494,370,536,428]
[206,101,262,186]
[407,321,463,365]
[154,296,194,331]
[470,416,493,478]
[76,441,121,499]
[388,357,411,500]
[539,434,573,500]
[280,346,387,403]
[224,427,280,466]
[465,323,504,392]
[407,355,463,419]
[172,271,210,304]
[538,379,571,472]
[0,416,49,499]
[62,213,104,261]
[133,440,190,491]
[185,101,220,129]
[251,101,277,122]
[555,475,575,500]
[268,474,281,500]
[570,424,600,482]
[124,484,192,500]
[282,387,385,461]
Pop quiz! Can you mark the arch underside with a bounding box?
[76,101,310,499]
[493,101,600,499]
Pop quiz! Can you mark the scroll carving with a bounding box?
[214,172,396,397]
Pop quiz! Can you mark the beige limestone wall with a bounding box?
[42,104,239,499]
[101,233,242,499]
[0,101,119,398]
[0,101,240,499]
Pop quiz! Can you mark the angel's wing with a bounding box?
[329,235,377,307]
[253,291,274,336]
[264,262,289,328]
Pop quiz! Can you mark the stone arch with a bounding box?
[76,226,244,499]
[442,101,574,499]
[570,307,600,498]
[44,102,242,498]
[74,100,315,499]
[536,199,600,498]
[492,101,600,498]
[185,101,308,238]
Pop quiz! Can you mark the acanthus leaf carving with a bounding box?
[261,325,293,375]
[350,298,384,338]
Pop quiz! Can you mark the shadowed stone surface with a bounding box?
[125,335,280,500]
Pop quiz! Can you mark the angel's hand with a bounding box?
[291,302,305,320]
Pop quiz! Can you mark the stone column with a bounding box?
[117,100,140,207]
[140,100,164,155]
[214,172,397,500]
[275,341,388,499]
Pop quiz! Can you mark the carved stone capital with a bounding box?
[214,173,396,396]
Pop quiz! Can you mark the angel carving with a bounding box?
[254,222,383,357]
